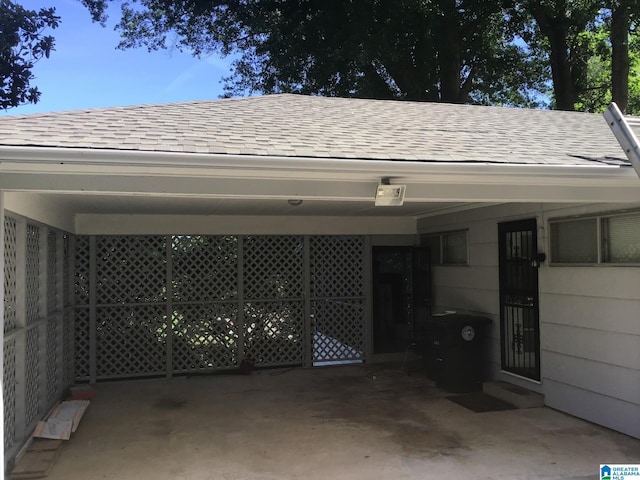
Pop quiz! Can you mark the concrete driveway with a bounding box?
[42,364,639,480]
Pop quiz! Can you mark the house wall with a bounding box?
[417,202,640,439]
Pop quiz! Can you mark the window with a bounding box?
[550,211,640,265]
[421,230,468,265]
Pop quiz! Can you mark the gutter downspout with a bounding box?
[604,102,640,179]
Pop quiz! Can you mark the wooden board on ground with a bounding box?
[9,439,63,479]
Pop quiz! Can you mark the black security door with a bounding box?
[498,219,541,380]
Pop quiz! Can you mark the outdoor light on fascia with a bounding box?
[375,178,406,206]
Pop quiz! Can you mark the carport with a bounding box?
[2,94,640,476]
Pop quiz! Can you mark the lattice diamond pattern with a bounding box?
[172,236,238,302]
[63,311,73,385]
[310,236,365,298]
[172,303,238,372]
[312,299,365,362]
[26,224,41,325]
[244,236,303,300]
[4,216,17,333]
[25,328,40,425]
[46,317,59,400]
[47,230,58,315]
[244,301,303,367]
[4,339,17,450]
[75,236,90,305]
[96,305,167,377]
[96,236,166,305]
[74,307,90,379]
[63,234,71,307]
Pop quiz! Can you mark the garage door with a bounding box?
[74,235,367,381]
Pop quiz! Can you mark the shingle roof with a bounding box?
[0,94,634,166]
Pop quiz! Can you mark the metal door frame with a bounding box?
[498,219,541,381]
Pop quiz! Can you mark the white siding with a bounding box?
[418,202,640,438]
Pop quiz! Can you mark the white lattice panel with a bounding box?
[312,299,365,363]
[172,303,238,372]
[310,236,365,298]
[74,236,90,305]
[47,230,58,315]
[244,236,303,300]
[96,305,167,377]
[46,317,59,400]
[172,236,238,302]
[25,224,40,325]
[74,307,90,380]
[4,216,17,333]
[4,339,17,450]
[96,236,166,305]
[244,301,303,367]
[25,328,40,425]
[63,311,73,385]
[63,234,71,307]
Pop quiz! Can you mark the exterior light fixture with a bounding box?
[375,178,406,206]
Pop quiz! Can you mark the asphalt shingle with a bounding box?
[0,94,635,166]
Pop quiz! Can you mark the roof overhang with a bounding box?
[1,146,639,206]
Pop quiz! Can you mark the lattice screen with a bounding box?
[75,234,366,379]
[25,328,40,426]
[46,318,59,401]
[63,235,71,307]
[74,307,90,380]
[310,236,365,363]
[25,224,40,325]
[97,236,166,305]
[172,303,239,372]
[172,235,238,302]
[4,338,17,451]
[244,301,303,366]
[243,236,304,366]
[96,305,167,377]
[244,236,303,300]
[312,299,365,363]
[4,216,17,333]
[63,311,74,385]
[75,236,90,306]
[47,230,58,315]
[310,236,365,298]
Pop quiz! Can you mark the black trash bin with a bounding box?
[423,314,491,393]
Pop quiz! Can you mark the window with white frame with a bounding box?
[421,230,468,265]
[550,211,640,264]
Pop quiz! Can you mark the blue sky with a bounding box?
[4,0,232,115]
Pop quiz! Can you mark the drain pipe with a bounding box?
[604,102,640,179]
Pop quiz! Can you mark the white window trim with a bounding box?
[549,210,640,266]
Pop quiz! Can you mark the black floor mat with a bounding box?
[447,392,517,413]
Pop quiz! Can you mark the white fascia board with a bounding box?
[1,146,639,205]
[0,145,631,183]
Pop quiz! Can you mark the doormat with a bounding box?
[447,392,517,413]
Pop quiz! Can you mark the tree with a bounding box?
[515,0,640,112]
[0,1,59,109]
[82,0,545,107]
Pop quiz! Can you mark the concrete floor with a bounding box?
[45,364,639,480]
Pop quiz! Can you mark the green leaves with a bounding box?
[0,0,59,109]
